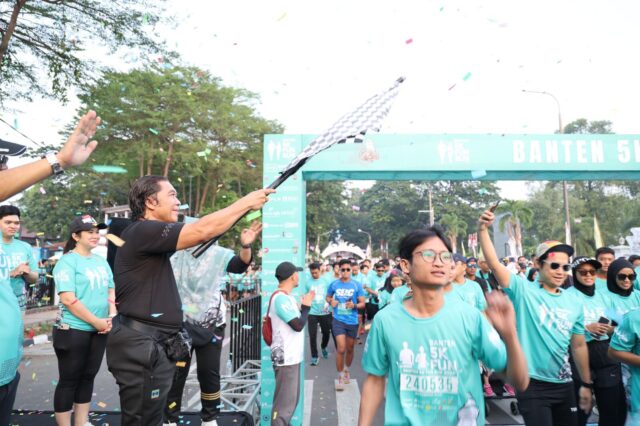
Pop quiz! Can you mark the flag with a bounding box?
[275,77,405,184]
[594,215,604,248]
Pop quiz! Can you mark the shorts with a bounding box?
[332,319,358,339]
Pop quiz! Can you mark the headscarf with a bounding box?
[571,256,601,297]
[607,257,635,297]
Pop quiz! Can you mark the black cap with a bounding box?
[571,256,602,271]
[453,253,467,263]
[275,261,303,281]
[70,215,107,234]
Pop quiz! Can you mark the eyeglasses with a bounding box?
[466,263,478,268]
[617,273,637,281]
[413,249,453,264]
[341,268,351,272]
[543,260,571,272]
[376,269,384,272]
[577,269,597,277]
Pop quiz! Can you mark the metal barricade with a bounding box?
[25,273,55,310]
[228,294,262,372]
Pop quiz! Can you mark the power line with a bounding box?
[0,116,48,149]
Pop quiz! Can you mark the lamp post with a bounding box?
[522,89,572,245]
[357,228,372,258]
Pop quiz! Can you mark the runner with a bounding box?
[609,309,640,425]
[301,262,332,365]
[359,227,528,425]
[478,209,593,425]
[52,215,116,426]
[326,259,366,390]
[595,247,615,290]
[604,258,640,322]
[566,256,626,426]
[451,254,487,311]
[376,271,406,310]
[363,263,386,320]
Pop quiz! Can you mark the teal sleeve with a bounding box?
[27,249,38,272]
[357,282,366,298]
[53,257,76,294]
[610,313,638,352]
[362,315,389,376]
[504,273,524,305]
[571,309,585,335]
[475,314,507,371]
[106,259,115,289]
[274,294,299,323]
[476,286,487,311]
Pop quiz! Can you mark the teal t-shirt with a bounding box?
[367,273,387,304]
[604,290,640,325]
[451,279,487,311]
[505,274,584,383]
[610,308,640,418]
[326,279,365,325]
[595,277,607,291]
[0,276,23,386]
[565,287,612,343]
[378,289,392,309]
[0,239,38,310]
[301,275,331,315]
[53,252,114,332]
[391,284,411,304]
[363,299,507,425]
[635,266,640,290]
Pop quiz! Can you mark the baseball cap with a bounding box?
[466,257,478,264]
[275,261,303,281]
[535,240,574,259]
[453,253,467,264]
[571,256,602,271]
[70,215,107,234]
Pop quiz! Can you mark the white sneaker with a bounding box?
[202,420,218,426]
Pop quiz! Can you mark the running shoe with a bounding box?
[321,348,329,359]
[343,370,351,384]
[336,376,345,391]
[503,383,516,397]
[311,357,319,366]
[483,384,496,397]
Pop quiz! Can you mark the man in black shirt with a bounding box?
[106,175,273,425]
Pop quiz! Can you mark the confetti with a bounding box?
[246,210,262,222]
[242,324,253,330]
[238,309,245,314]
[217,403,225,408]
[32,373,36,380]
[97,401,107,408]
[245,159,257,168]
[471,170,487,179]
[477,188,489,195]
[176,361,186,367]
[276,12,287,21]
[92,165,127,174]
[405,38,413,44]
[51,380,58,386]
[39,187,46,195]
[462,72,473,81]
[151,313,164,318]
[231,317,238,322]
[149,128,159,135]
[169,401,177,409]
[448,83,457,91]
[84,200,93,204]
[351,205,361,212]
[178,204,189,210]
[105,234,125,247]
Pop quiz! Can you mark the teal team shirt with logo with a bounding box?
[391,284,411,304]
[505,274,584,383]
[610,309,640,420]
[604,290,640,324]
[366,273,387,303]
[565,287,612,343]
[301,275,331,315]
[378,289,392,309]
[53,253,114,332]
[363,299,507,425]
[0,239,38,309]
[451,279,487,311]
[0,276,23,386]
[326,279,365,325]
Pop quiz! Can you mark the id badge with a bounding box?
[337,302,351,316]
[58,323,70,330]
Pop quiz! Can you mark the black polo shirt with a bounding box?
[114,220,185,328]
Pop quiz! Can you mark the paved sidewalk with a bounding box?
[23,307,58,328]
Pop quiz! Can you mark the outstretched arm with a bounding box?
[477,210,512,287]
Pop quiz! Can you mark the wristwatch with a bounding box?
[241,243,252,249]
[43,152,64,175]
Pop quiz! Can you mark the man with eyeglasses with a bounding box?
[326,259,366,391]
[478,210,593,426]
[359,227,528,425]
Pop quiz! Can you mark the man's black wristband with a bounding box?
[581,382,594,389]
[241,243,251,249]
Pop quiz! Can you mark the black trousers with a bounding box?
[52,328,107,412]
[164,326,225,423]
[0,372,19,426]
[365,302,379,322]
[106,317,176,426]
[308,314,332,358]
[517,378,578,426]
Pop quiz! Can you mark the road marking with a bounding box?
[303,380,314,426]
[335,378,360,426]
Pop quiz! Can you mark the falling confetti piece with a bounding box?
[176,361,186,367]
[178,204,189,210]
[97,402,107,408]
[151,313,163,318]
[471,170,487,179]
[246,210,262,222]
[238,309,245,313]
[169,401,177,409]
[448,83,457,91]
[405,38,413,44]
[39,187,46,195]
[149,128,159,135]
[231,317,238,322]
[32,373,36,380]
[477,188,489,195]
[462,72,472,81]
[105,234,125,247]
[92,165,127,174]
[242,324,253,330]
[217,403,225,408]
[51,380,58,386]
[84,200,93,204]
[276,12,287,21]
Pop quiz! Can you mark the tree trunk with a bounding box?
[195,175,201,213]
[197,181,211,215]
[0,0,26,66]
[162,139,174,177]
[146,143,154,175]
[139,152,144,177]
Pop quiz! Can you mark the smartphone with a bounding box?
[597,316,611,325]
[489,200,501,213]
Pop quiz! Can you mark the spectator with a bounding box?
[595,247,615,289]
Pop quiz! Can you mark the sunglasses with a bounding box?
[543,260,571,272]
[466,263,478,268]
[577,269,597,277]
[617,273,637,281]
[341,268,351,272]
[413,249,453,264]
[376,269,384,272]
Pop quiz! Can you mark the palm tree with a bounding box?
[497,200,533,257]
[440,213,468,253]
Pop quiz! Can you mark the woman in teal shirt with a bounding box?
[52,215,116,426]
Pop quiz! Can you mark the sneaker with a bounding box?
[483,384,496,397]
[321,348,329,359]
[343,370,351,384]
[202,420,218,426]
[335,375,345,391]
[503,383,516,397]
[311,357,319,366]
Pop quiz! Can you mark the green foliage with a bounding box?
[0,0,168,104]
[305,181,348,251]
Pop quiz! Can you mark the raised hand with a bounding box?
[57,110,101,168]
[484,291,517,338]
[478,210,496,232]
[242,188,276,211]
[240,221,263,246]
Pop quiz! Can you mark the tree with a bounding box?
[439,213,467,253]
[305,181,348,257]
[0,0,167,104]
[497,200,533,257]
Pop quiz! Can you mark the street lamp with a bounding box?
[522,89,572,245]
[357,228,372,258]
